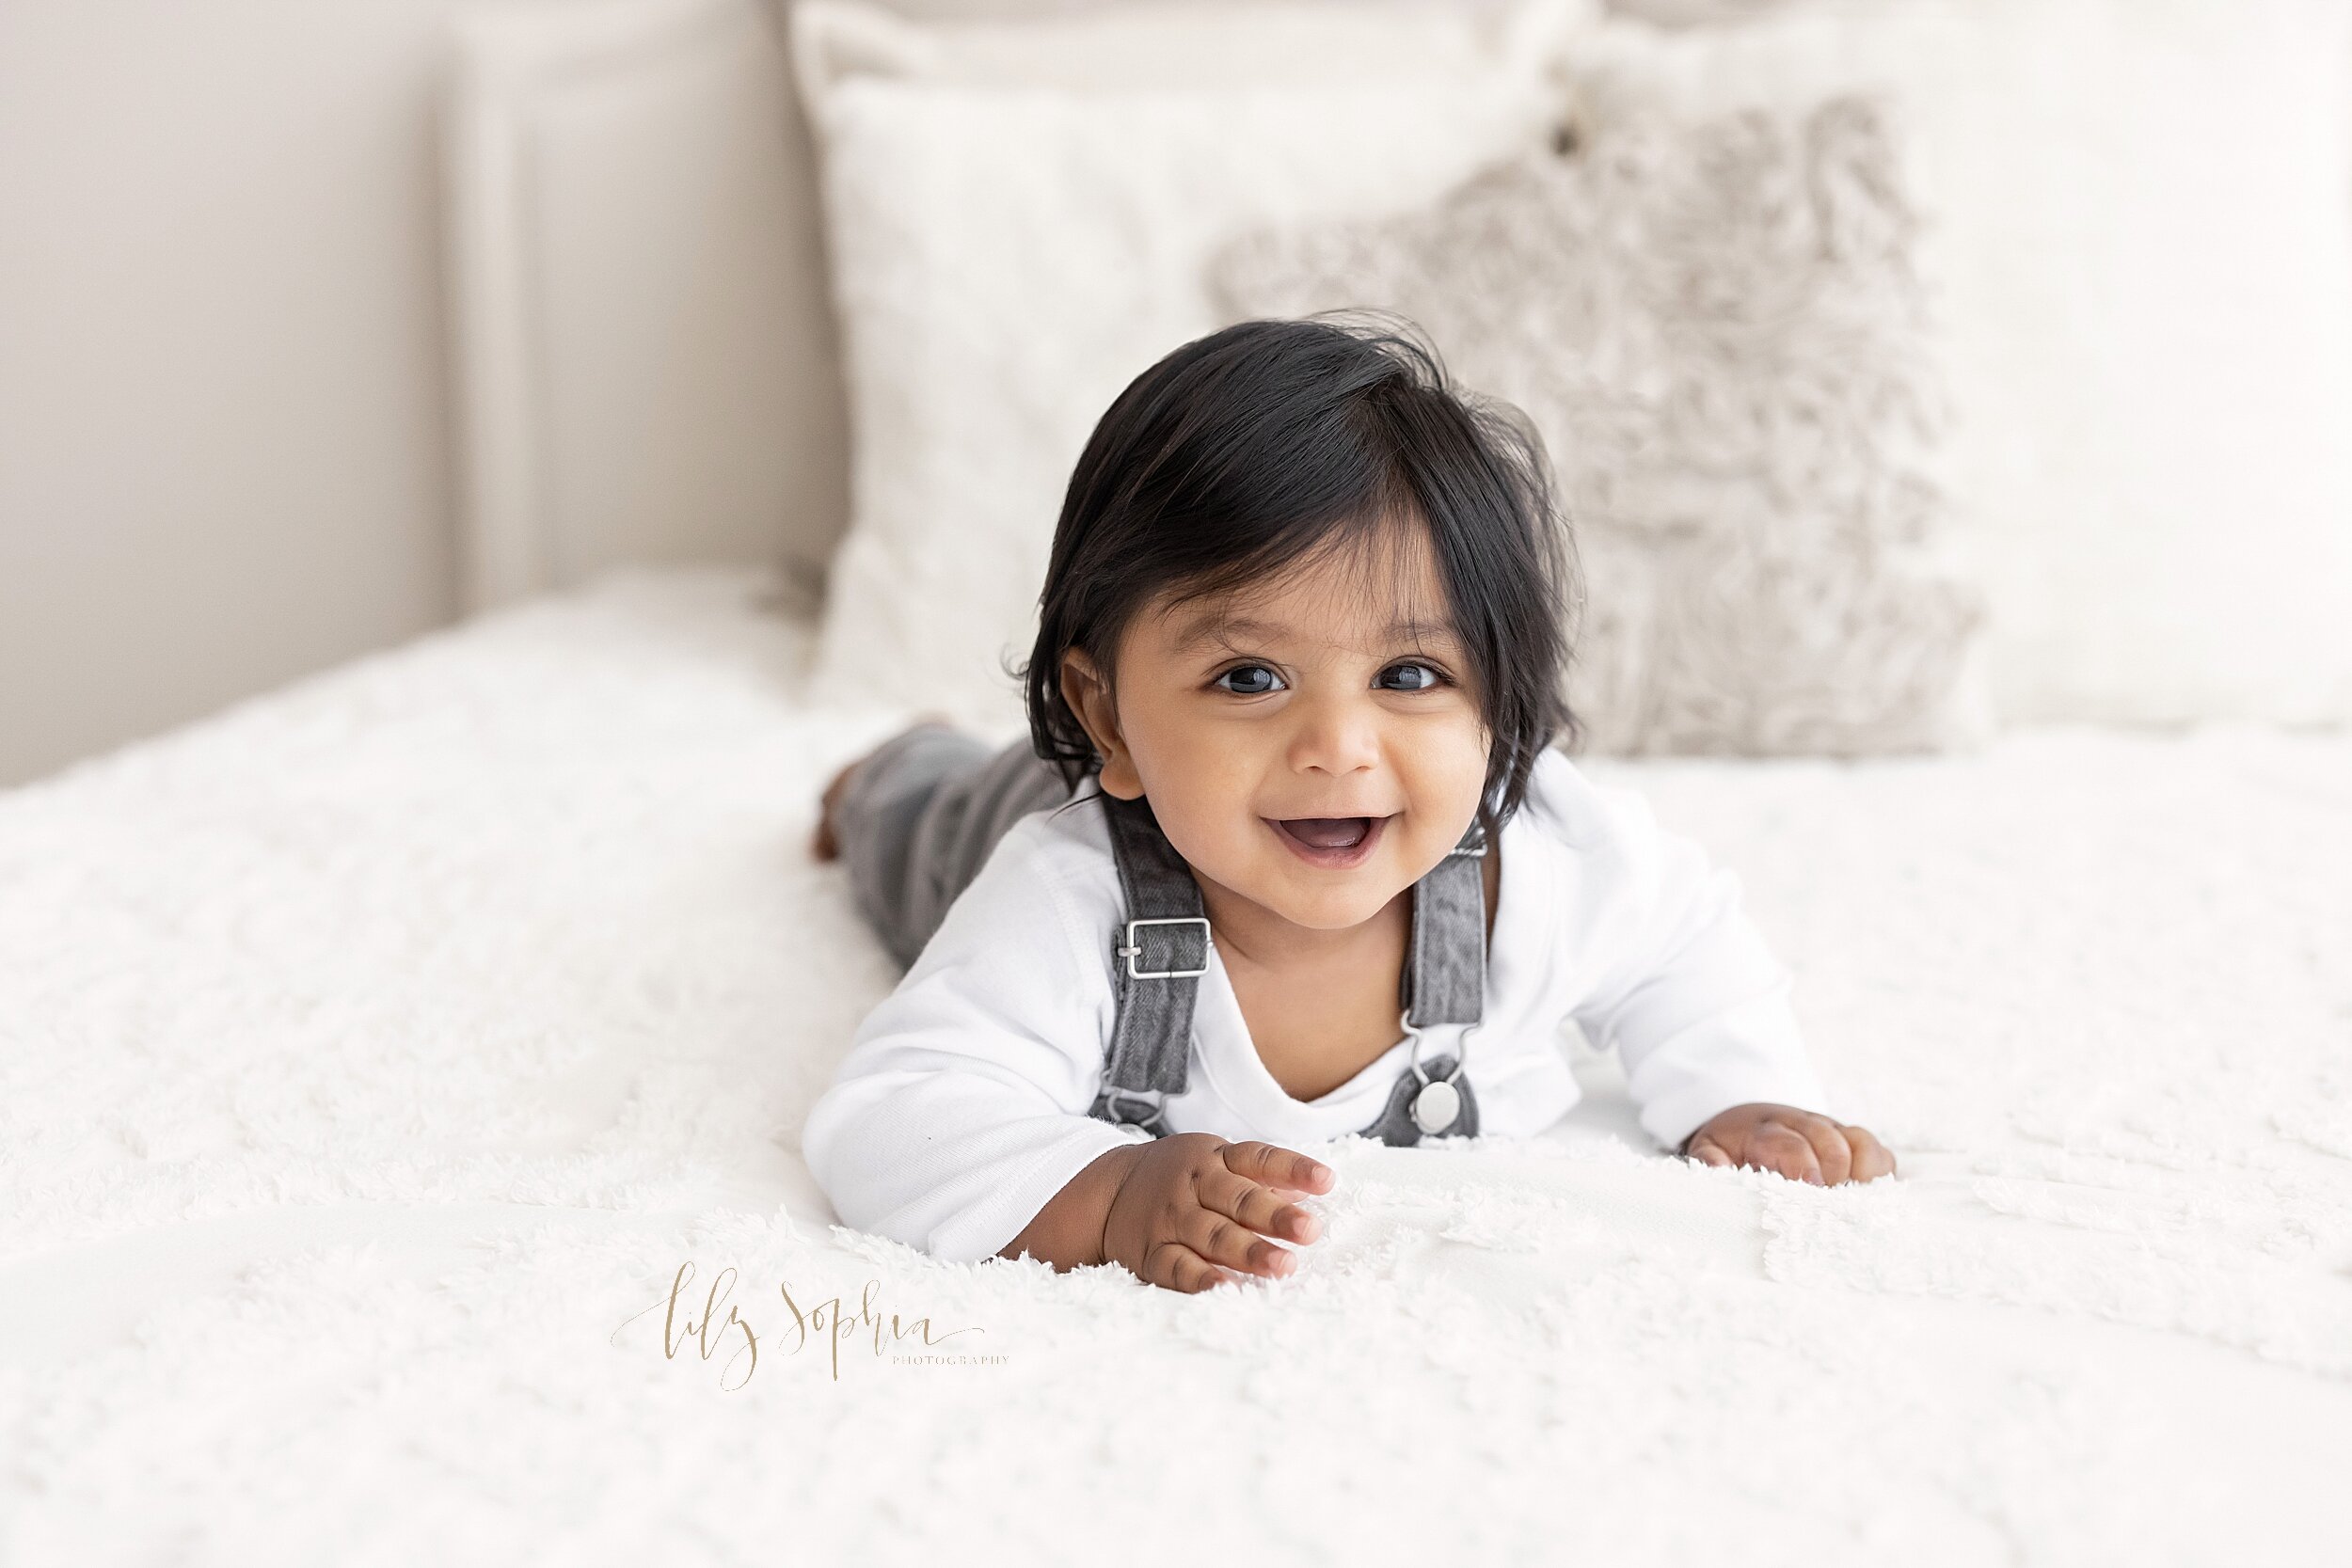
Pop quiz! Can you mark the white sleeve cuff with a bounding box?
[1621,984,1836,1153]
[923,1117,1156,1265]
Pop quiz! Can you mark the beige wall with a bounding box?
[0,0,595,786]
[0,0,1086,787]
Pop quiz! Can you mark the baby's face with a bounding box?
[1073,522,1490,934]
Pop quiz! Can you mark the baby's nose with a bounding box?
[1285,695,1382,776]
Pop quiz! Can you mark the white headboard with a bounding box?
[441,0,850,613]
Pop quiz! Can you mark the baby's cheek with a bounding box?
[1411,717,1491,817]
[1150,783,1265,885]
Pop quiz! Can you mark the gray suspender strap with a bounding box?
[1402,816,1486,1029]
[1089,790,1489,1146]
[1089,793,1211,1133]
[1367,814,1487,1145]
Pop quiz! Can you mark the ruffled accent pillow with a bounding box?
[1212,92,1988,756]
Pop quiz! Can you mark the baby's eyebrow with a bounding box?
[1169,611,1461,655]
[1168,613,1281,653]
[1380,618,1462,650]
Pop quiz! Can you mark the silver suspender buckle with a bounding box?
[1117,916,1213,980]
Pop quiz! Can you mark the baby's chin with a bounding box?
[1233,862,1417,933]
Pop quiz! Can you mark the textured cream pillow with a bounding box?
[793,0,1600,731]
[1215,93,1989,755]
[1561,0,2352,729]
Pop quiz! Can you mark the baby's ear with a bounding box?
[1059,651,1141,800]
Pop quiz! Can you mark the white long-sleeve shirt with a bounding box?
[802,746,1832,1262]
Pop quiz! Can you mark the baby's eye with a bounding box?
[1214,664,1286,696]
[1377,662,1445,691]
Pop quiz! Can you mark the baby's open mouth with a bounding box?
[1276,817,1375,850]
[1266,814,1391,868]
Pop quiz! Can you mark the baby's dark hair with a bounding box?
[1019,312,1581,824]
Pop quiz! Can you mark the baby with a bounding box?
[804,315,1895,1293]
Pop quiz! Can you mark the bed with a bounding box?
[4,570,2346,1561]
[7,0,2351,1560]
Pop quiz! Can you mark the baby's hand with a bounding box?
[1681,1103,1896,1185]
[1102,1134,1334,1293]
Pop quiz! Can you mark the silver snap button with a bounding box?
[1411,1078,1461,1136]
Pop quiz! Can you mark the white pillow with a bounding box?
[793,0,1601,731]
[789,0,1579,93]
[1565,0,2352,727]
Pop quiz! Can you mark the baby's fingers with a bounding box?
[1199,1164,1322,1248]
[1137,1238,1233,1295]
[1793,1116,1853,1186]
[1177,1190,1302,1282]
[1220,1139,1336,1198]
[1746,1119,1824,1184]
[1841,1124,1898,1182]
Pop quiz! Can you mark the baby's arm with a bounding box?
[1561,776,1896,1184]
[803,815,1333,1283]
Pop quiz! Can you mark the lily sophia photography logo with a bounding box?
[612,1260,999,1390]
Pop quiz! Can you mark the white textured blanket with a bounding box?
[3,571,2346,1564]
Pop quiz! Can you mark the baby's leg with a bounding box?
[819,724,1073,968]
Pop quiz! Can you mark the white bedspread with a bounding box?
[3,570,2346,1564]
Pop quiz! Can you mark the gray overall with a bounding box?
[831,724,1487,1147]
